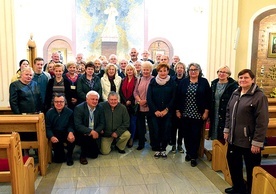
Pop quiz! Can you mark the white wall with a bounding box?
[14,0,74,62]
[146,0,209,75]
[14,0,209,74]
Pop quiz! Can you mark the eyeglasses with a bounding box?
[189,69,199,72]
[54,101,65,104]
[218,71,229,74]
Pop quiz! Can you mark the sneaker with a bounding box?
[154,151,161,159]
[160,151,167,159]
[171,145,176,153]
[177,146,184,153]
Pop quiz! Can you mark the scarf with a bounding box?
[85,76,95,90]
[108,75,116,92]
[122,77,135,100]
[155,74,170,85]
[65,72,78,83]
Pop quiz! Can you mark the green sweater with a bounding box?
[99,101,130,137]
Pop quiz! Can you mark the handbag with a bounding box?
[132,103,140,115]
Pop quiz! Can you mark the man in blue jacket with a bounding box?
[46,94,75,166]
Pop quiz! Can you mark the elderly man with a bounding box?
[171,55,180,70]
[74,91,105,165]
[46,94,75,166]
[152,55,175,76]
[129,48,139,63]
[100,91,130,154]
[141,50,154,64]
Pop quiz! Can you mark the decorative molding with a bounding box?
[43,36,74,63]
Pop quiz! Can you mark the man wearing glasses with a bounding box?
[46,94,75,166]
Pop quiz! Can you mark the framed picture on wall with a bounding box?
[268,32,276,58]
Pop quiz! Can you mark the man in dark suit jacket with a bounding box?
[74,90,105,165]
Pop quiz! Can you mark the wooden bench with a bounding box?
[211,139,232,185]
[211,117,276,186]
[0,113,50,176]
[262,118,276,155]
[268,106,276,118]
[268,98,276,106]
[0,132,35,194]
[252,165,276,194]
[0,107,12,115]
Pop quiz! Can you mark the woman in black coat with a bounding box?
[45,63,72,112]
[176,63,211,167]
[209,65,238,140]
[147,63,176,159]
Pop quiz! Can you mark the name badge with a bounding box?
[71,85,76,90]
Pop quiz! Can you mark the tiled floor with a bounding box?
[1,140,276,194]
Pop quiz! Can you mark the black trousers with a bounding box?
[151,114,172,151]
[136,111,153,147]
[181,117,203,159]
[227,144,261,194]
[76,132,99,159]
[51,130,75,162]
[170,114,183,146]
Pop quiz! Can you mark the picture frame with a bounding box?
[267,32,276,58]
[51,48,67,64]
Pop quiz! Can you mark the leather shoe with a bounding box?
[137,146,144,150]
[66,159,74,166]
[80,157,88,165]
[224,187,240,194]
[185,154,191,162]
[127,139,133,148]
[191,159,197,167]
[116,146,126,154]
[127,144,133,148]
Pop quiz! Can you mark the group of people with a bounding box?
[9,48,269,194]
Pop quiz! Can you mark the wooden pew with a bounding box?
[268,98,276,106]
[268,106,276,118]
[262,118,276,155]
[0,113,50,176]
[0,107,12,115]
[0,132,35,194]
[211,117,276,186]
[211,139,232,185]
[252,166,276,194]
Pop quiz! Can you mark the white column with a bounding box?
[0,0,17,107]
[207,0,239,80]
